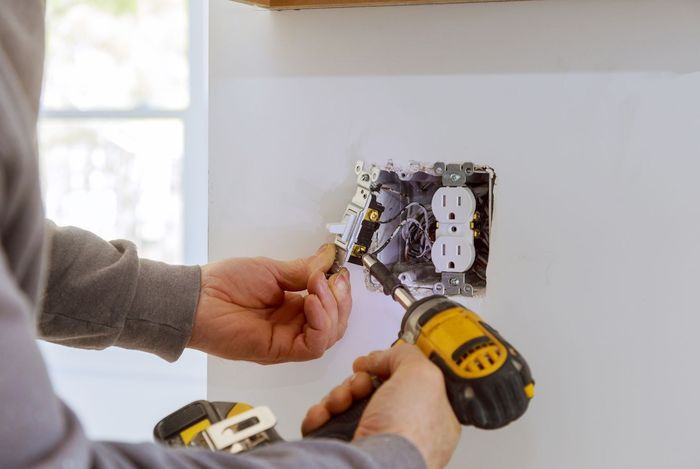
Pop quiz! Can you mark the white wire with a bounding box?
[372,201,434,260]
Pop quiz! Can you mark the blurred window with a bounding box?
[41,0,190,261]
[38,0,206,442]
[40,119,184,262]
[43,0,188,111]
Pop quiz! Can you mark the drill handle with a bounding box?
[304,396,370,441]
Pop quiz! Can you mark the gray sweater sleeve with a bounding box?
[38,221,201,361]
[0,1,427,467]
[52,400,426,469]
[34,227,427,468]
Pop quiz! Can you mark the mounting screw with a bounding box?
[449,277,460,286]
[449,173,460,183]
[361,174,370,182]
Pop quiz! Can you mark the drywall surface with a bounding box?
[208,1,700,467]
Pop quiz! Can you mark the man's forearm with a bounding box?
[39,221,200,361]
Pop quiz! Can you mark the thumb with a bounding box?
[263,244,336,291]
[308,243,336,273]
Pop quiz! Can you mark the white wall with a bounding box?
[208,1,700,467]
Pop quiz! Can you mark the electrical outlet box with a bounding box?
[328,160,495,297]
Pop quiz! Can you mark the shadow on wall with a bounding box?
[215,0,700,77]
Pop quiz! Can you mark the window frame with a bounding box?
[39,0,208,266]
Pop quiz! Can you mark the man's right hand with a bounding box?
[301,343,461,469]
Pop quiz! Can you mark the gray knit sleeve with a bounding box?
[88,429,428,469]
[38,221,201,361]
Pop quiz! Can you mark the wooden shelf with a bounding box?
[235,0,517,10]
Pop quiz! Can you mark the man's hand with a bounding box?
[301,343,461,469]
[188,244,352,364]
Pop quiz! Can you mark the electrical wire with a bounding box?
[370,220,406,255]
[374,181,493,287]
[379,202,429,225]
[371,202,434,260]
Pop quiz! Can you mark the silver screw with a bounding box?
[449,278,460,286]
[449,173,460,183]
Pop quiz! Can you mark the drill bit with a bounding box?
[362,254,416,310]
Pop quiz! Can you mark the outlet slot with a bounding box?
[432,187,475,224]
[432,237,476,273]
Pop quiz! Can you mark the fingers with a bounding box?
[329,268,352,340]
[300,293,330,358]
[296,265,352,359]
[307,270,338,347]
[262,244,336,292]
[301,404,331,436]
[353,343,428,379]
[326,371,374,413]
[307,267,353,348]
[301,372,374,435]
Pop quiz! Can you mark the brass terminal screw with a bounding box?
[473,211,481,221]
[473,229,481,239]
[368,210,380,222]
[352,245,367,257]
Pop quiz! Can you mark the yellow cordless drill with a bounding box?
[308,254,534,439]
[156,253,534,448]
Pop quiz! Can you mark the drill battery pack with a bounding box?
[153,400,283,454]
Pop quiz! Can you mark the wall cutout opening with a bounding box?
[328,160,496,297]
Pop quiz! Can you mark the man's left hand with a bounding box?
[188,244,352,364]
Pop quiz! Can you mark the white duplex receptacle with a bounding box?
[431,187,476,273]
[328,160,495,297]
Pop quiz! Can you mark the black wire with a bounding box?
[371,222,404,255]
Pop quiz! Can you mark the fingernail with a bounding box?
[332,271,349,296]
[340,267,350,280]
[349,372,359,383]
